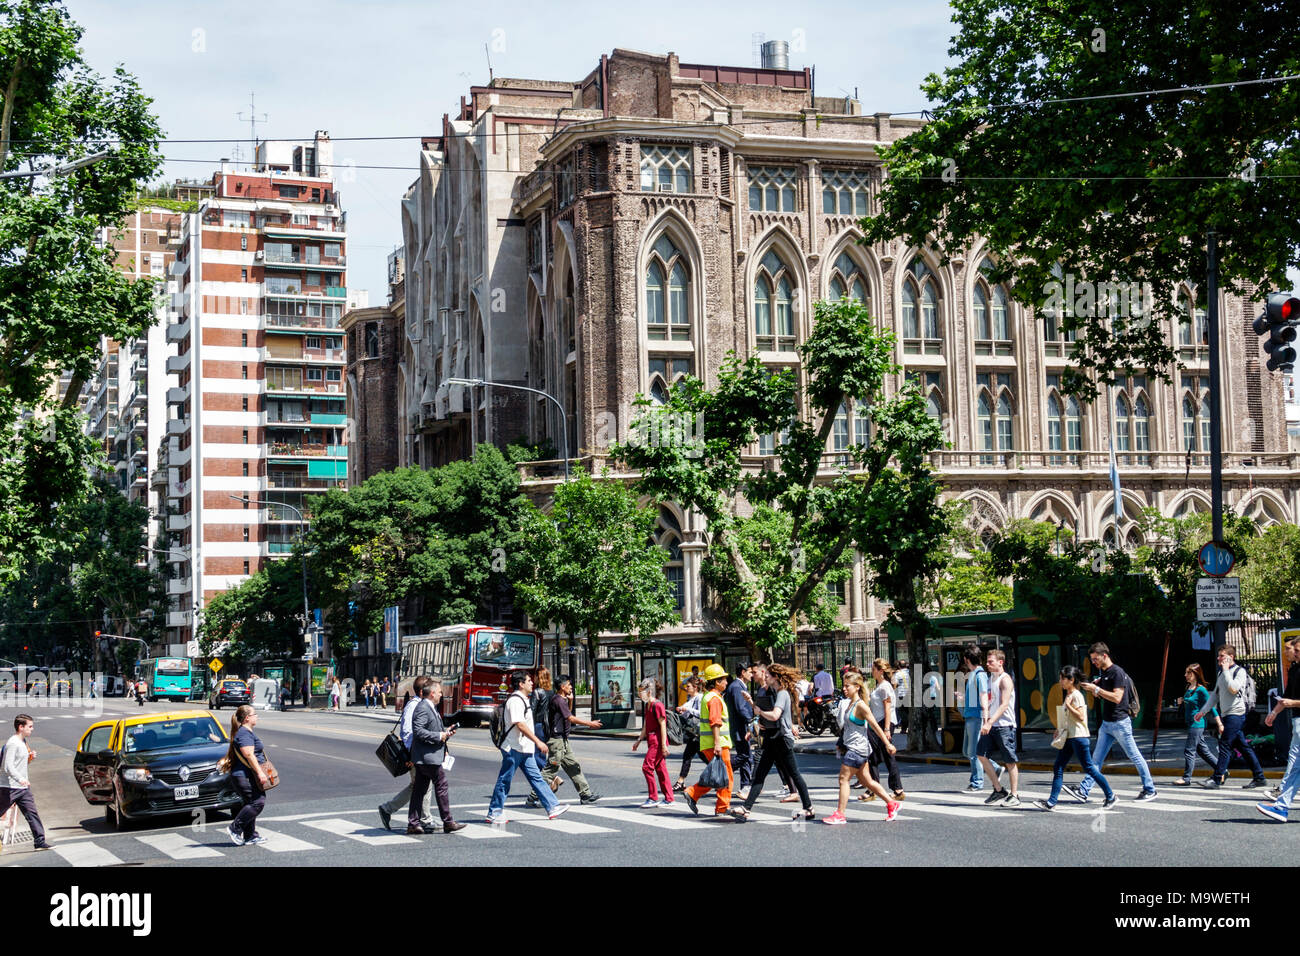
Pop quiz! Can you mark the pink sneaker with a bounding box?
[885,801,901,821]
[823,811,847,825]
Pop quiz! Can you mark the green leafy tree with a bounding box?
[1135,508,1256,636]
[198,557,304,663]
[861,0,1300,399]
[510,469,679,662]
[1239,523,1300,617]
[0,0,163,579]
[617,297,952,664]
[0,475,166,672]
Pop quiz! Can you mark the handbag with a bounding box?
[696,753,728,790]
[234,739,280,789]
[1051,704,1068,750]
[375,714,410,777]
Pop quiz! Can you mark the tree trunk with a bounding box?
[0,56,24,167]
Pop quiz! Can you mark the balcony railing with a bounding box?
[267,473,344,489]
[265,313,342,331]
[266,442,346,458]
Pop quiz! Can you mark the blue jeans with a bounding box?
[963,717,998,787]
[488,748,559,817]
[1182,726,1218,780]
[1277,716,1300,810]
[1212,713,1264,782]
[1049,737,1113,804]
[1077,717,1155,796]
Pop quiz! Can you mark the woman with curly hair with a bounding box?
[732,663,814,822]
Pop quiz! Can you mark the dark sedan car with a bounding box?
[209,678,252,710]
[73,712,242,828]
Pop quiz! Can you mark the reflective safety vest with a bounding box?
[699,689,732,751]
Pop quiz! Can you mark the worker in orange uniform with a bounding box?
[685,664,733,816]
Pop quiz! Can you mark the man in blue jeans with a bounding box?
[1194,645,1267,790]
[1257,634,1300,821]
[959,647,1000,792]
[486,671,569,824]
[1063,643,1157,803]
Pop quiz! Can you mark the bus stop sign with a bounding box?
[1197,541,1236,577]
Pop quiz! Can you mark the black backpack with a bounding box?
[490,691,530,749]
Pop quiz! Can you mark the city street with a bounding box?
[3,698,1291,868]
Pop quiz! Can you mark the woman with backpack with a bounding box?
[1034,666,1117,811]
[672,677,703,793]
[731,663,813,822]
[633,678,673,807]
[1173,663,1221,786]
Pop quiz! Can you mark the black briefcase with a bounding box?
[375,724,409,777]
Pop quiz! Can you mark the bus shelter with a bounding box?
[592,636,755,729]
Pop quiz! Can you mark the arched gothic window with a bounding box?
[645,234,690,341]
[653,507,685,611]
[973,259,1012,356]
[901,259,941,355]
[976,372,1014,463]
[828,251,869,310]
[1046,377,1082,465]
[754,249,796,352]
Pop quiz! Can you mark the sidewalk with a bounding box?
[790,728,1288,779]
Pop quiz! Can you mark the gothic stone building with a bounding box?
[393,47,1300,643]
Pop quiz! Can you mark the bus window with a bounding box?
[473,630,537,668]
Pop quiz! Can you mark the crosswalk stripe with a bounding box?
[252,827,322,853]
[453,823,519,839]
[568,805,714,830]
[301,817,418,846]
[135,833,224,860]
[52,842,123,867]
[504,814,617,835]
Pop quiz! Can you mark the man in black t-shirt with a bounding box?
[538,675,602,806]
[1062,642,1158,803]
[1257,635,1300,821]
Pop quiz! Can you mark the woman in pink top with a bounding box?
[633,678,673,808]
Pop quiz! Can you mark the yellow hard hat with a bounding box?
[701,663,727,682]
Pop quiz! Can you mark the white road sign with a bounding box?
[1196,577,1241,621]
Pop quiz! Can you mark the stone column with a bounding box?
[680,540,709,626]
[850,548,865,625]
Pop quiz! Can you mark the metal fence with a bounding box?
[1224,616,1287,695]
[772,634,892,676]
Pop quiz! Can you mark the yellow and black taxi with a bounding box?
[73,712,242,828]
[208,677,252,710]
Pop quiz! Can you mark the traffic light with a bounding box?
[1252,292,1300,373]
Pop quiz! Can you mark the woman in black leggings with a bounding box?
[671,678,702,792]
[731,663,813,821]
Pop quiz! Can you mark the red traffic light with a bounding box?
[94,630,101,638]
[1268,292,1300,324]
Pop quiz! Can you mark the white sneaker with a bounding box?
[778,787,791,799]
[226,825,246,847]
[245,834,267,846]
[548,805,570,820]
[657,799,674,808]
[637,799,658,809]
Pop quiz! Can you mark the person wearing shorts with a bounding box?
[976,649,1020,807]
[825,673,898,824]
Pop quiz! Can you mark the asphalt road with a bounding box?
[2,696,1293,868]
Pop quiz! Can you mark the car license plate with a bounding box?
[174,785,199,800]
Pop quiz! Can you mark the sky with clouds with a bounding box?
[65,0,1296,298]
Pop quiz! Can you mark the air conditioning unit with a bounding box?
[327,384,338,393]
[254,250,264,260]
[325,204,336,213]
[658,183,675,192]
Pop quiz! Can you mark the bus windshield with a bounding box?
[155,659,190,675]
[473,630,537,668]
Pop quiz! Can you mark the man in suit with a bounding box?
[407,675,467,834]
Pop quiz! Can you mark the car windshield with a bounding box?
[122,717,224,753]
[221,681,246,691]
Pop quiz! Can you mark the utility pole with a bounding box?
[1206,230,1225,650]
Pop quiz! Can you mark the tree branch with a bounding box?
[0,55,23,167]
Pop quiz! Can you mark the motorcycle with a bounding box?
[801,691,842,736]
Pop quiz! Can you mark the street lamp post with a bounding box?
[230,496,313,667]
[446,378,570,480]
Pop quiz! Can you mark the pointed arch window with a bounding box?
[977,372,1014,464]
[647,357,693,405]
[653,507,685,611]
[831,402,850,466]
[1179,373,1211,465]
[1176,286,1209,354]
[754,249,796,352]
[1114,376,1152,465]
[974,259,1013,356]
[828,251,870,312]
[1114,393,1131,454]
[901,259,942,355]
[645,234,691,341]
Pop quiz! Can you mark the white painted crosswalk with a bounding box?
[11,782,1288,867]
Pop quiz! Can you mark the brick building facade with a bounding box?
[393,48,1300,644]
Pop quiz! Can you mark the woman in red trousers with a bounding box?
[633,678,673,808]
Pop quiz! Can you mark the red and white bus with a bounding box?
[394,624,541,726]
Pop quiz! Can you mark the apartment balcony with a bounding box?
[324,286,347,298]
[150,466,167,489]
[265,382,344,397]
[166,576,189,596]
[131,465,149,486]
[260,216,345,237]
[166,418,188,437]
[166,319,190,343]
[301,350,347,365]
[264,313,343,333]
[263,253,346,271]
[131,338,147,356]
[166,385,188,405]
[265,442,347,459]
[170,291,187,309]
[166,354,188,374]
[267,541,297,554]
[166,610,190,630]
[169,259,187,277]
[267,473,343,490]
[166,512,191,532]
[132,441,148,461]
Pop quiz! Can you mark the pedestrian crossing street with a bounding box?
[8,781,1285,867]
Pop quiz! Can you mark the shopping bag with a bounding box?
[697,754,728,790]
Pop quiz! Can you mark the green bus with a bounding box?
[140,657,194,702]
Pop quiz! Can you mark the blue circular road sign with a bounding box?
[1197,541,1236,577]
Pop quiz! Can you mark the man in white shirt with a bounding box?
[486,671,568,824]
[1194,645,1267,789]
[811,663,835,698]
[0,714,52,850]
[377,687,436,831]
